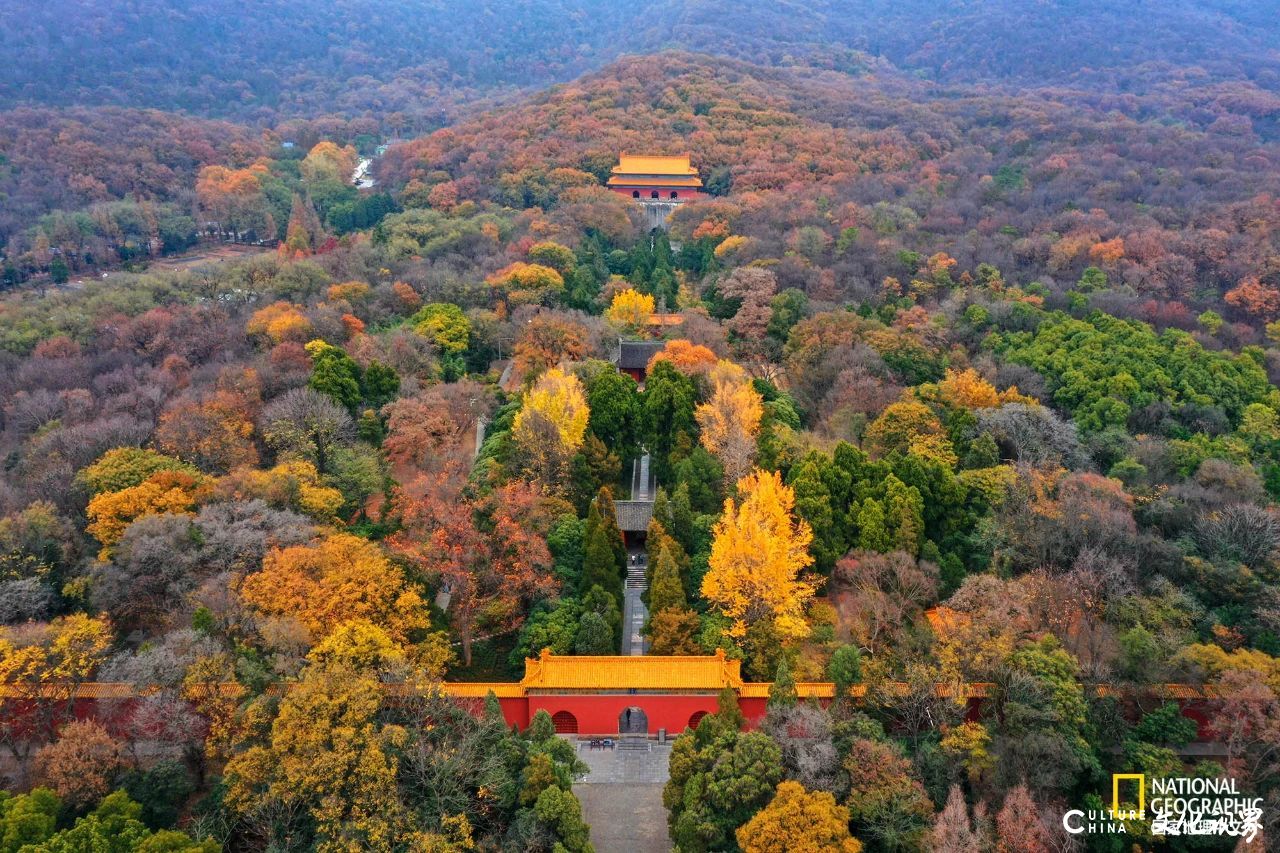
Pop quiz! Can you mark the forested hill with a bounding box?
[4,0,1278,123]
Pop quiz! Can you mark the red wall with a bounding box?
[526,694,721,736]
[609,186,697,200]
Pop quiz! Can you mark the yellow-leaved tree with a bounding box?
[512,367,589,452]
[223,631,411,852]
[736,781,862,853]
[936,367,1034,409]
[695,361,764,485]
[701,469,815,641]
[604,287,655,331]
[85,470,208,559]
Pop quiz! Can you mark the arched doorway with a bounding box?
[632,190,639,199]
[650,190,659,199]
[670,191,679,199]
[688,711,708,730]
[619,706,648,734]
[552,711,578,734]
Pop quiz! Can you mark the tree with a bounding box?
[575,611,614,654]
[665,729,783,853]
[260,387,356,473]
[85,470,207,559]
[223,658,410,851]
[155,392,259,474]
[77,448,195,496]
[246,301,313,344]
[647,608,702,655]
[25,790,215,853]
[382,380,492,476]
[605,288,655,331]
[514,367,590,453]
[736,781,862,853]
[701,470,815,643]
[641,361,698,481]
[216,459,344,520]
[33,720,127,810]
[994,784,1052,853]
[843,738,934,851]
[528,240,576,273]
[649,339,719,375]
[0,788,61,850]
[581,521,622,604]
[487,262,565,307]
[865,400,954,464]
[306,339,363,410]
[828,645,863,698]
[390,481,555,665]
[1225,276,1280,321]
[533,785,594,853]
[512,316,588,379]
[928,785,982,853]
[238,532,429,647]
[301,140,358,185]
[695,369,764,486]
[833,550,938,655]
[645,543,700,654]
[583,366,640,458]
[768,658,798,710]
[0,615,113,769]
[412,302,471,355]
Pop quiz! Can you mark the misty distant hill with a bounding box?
[4,0,1278,123]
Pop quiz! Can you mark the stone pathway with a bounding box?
[575,742,672,852]
[623,547,648,655]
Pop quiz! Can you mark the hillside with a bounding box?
[381,52,1280,315]
[3,0,1278,124]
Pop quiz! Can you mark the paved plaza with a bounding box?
[575,741,672,852]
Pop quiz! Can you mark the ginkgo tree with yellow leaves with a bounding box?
[604,287,655,331]
[513,366,590,453]
[695,361,764,486]
[701,469,817,658]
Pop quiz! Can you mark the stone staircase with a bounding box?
[617,736,652,752]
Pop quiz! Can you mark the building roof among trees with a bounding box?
[612,154,698,176]
[521,648,744,691]
[607,153,704,188]
[614,339,666,369]
[614,499,655,532]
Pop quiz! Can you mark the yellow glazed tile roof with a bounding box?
[437,682,526,698]
[522,648,742,691]
[613,154,698,175]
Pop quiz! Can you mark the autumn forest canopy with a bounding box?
[4,0,1280,851]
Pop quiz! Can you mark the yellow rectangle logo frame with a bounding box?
[1112,773,1145,817]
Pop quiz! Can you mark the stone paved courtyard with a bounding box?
[575,741,672,852]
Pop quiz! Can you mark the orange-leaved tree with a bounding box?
[390,479,555,665]
[237,533,429,647]
[85,470,208,559]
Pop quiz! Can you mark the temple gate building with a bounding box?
[606,154,703,201]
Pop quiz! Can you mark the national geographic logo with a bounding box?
[1063,773,1263,843]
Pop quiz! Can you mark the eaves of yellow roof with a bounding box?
[606,175,704,188]
[436,682,526,698]
[613,154,698,175]
[522,648,743,691]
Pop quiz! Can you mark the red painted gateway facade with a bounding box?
[1,653,1219,744]
[607,154,703,201]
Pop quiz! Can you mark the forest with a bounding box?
[3,1,1280,850]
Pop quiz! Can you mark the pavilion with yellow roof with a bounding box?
[607,153,703,201]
